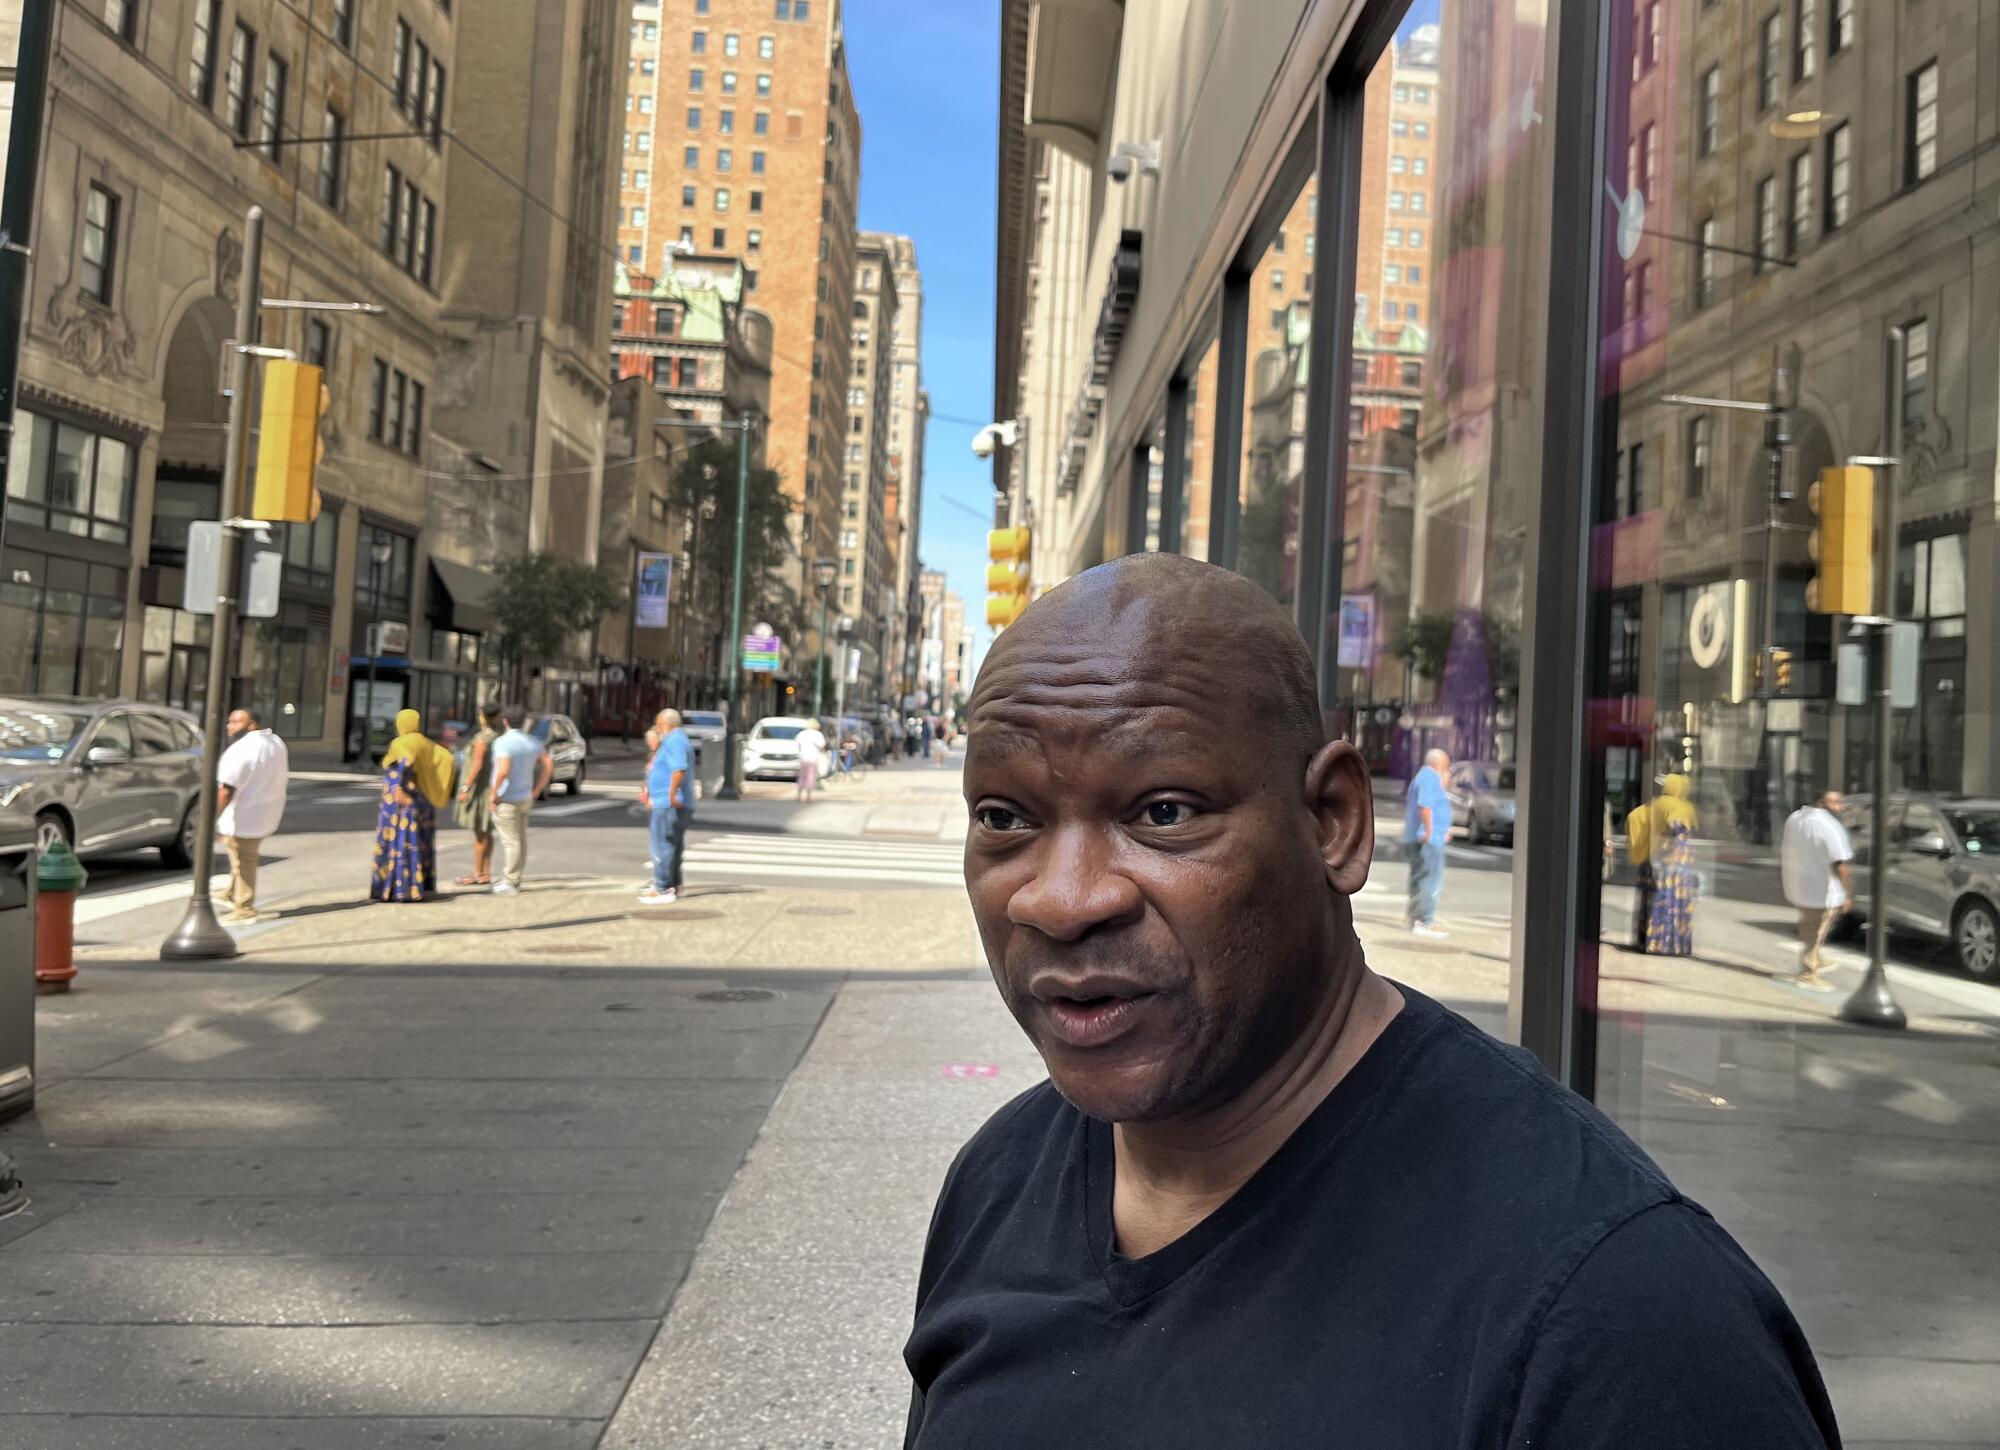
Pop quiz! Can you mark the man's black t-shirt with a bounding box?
[903,987,1839,1448]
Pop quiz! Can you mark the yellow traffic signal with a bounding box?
[1805,465,1873,615]
[252,361,328,524]
[986,526,1031,629]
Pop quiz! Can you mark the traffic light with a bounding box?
[252,361,328,524]
[1805,465,1872,615]
[987,526,1031,629]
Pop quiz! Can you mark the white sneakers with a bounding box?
[637,886,678,905]
[491,882,519,895]
[1411,922,1450,940]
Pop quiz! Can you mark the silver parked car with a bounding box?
[529,712,589,795]
[1446,760,1517,846]
[1844,793,2000,979]
[0,697,205,863]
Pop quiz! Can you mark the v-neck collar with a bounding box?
[1081,984,1445,1308]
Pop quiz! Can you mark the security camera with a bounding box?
[1107,139,1162,184]
[970,426,1000,460]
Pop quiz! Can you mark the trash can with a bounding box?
[0,812,37,1123]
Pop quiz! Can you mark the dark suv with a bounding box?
[1844,793,2000,979]
[0,697,205,862]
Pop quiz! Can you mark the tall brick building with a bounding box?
[840,234,896,702]
[616,0,860,636]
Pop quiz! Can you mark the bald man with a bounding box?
[903,555,1836,1448]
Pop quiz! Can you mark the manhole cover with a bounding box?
[626,909,725,921]
[524,944,610,956]
[695,988,778,1003]
[785,905,853,917]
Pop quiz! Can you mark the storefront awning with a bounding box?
[429,557,497,634]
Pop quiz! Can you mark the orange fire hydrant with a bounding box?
[34,840,87,994]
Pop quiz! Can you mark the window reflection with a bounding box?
[1238,185,1315,605]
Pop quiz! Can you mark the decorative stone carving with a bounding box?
[215,227,242,303]
[44,288,138,379]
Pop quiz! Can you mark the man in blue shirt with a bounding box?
[640,707,693,905]
[487,704,553,895]
[1404,746,1452,938]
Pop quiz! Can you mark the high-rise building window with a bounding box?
[426,58,445,143]
[751,150,766,174]
[641,58,656,75]
[715,187,730,212]
[305,318,331,370]
[719,109,734,133]
[1830,0,1854,53]
[681,184,696,207]
[756,73,771,97]
[633,168,649,189]
[189,0,221,104]
[749,190,763,213]
[687,107,701,130]
[722,71,738,94]
[747,228,761,252]
[689,67,704,91]
[724,32,739,55]
[103,0,136,41]
[318,106,345,209]
[391,18,411,109]
[691,29,706,52]
[754,111,769,135]
[1787,151,1813,255]
[1906,61,1939,185]
[225,22,255,138]
[717,147,732,172]
[332,0,356,49]
[1757,12,1780,110]
[1902,318,1929,430]
[259,52,288,160]
[1753,174,1778,271]
[1694,216,1717,308]
[685,145,700,168]
[636,132,651,152]
[381,163,400,252]
[1825,122,1851,229]
[81,184,118,303]
[759,34,774,59]
[1687,416,1711,499]
[1793,0,1818,82]
[1642,123,1658,200]
[1644,1,1661,69]
[1699,67,1720,156]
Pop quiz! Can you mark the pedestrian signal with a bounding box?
[987,526,1031,629]
[1804,465,1872,615]
[252,361,328,524]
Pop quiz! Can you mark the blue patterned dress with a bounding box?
[1644,820,1697,956]
[370,758,438,902]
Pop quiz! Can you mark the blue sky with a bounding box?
[844,0,1000,689]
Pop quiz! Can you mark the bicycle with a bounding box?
[836,744,868,783]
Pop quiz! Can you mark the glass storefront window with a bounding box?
[0,548,126,696]
[5,411,135,545]
[139,605,212,714]
[1583,6,1999,1435]
[1175,337,1218,562]
[1237,181,1315,607]
[1321,10,1544,982]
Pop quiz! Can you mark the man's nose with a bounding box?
[1006,823,1144,942]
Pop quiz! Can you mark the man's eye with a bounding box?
[975,806,1028,832]
[1142,801,1198,828]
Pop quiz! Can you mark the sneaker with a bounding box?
[491,882,519,895]
[1411,922,1450,940]
[636,887,678,905]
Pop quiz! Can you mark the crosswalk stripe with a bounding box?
[679,833,962,885]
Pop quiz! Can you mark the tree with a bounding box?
[488,551,628,695]
[670,437,794,643]
[1391,611,1455,689]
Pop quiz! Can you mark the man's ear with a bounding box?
[1304,740,1373,895]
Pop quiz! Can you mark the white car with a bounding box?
[740,715,820,781]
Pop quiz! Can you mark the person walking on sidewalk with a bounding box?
[370,709,455,903]
[452,703,500,888]
[487,704,553,895]
[1625,772,1698,952]
[908,552,1840,1449]
[794,717,827,802]
[1642,773,1700,956]
[639,708,693,905]
[215,708,288,923]
[1782,789,1852,990]
[1403,747,1451,938]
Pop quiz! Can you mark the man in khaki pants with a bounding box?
[215,708,289,922]
[1781,788,1852,990]
[487,703,553,894]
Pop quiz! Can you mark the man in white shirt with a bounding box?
[215,708,290,923]
[1781,789,1852,989]
[795,719,828,803]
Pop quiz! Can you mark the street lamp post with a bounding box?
[810,555,838,717]
[363,533,393,758]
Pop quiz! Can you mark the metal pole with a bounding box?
[716,415,750,799]
[812,588,829,717]
[833,622,849,732]
[1841,327,1907,1030]
[366,556,383,754]
[162,206,264,961]
[0,0,54,549]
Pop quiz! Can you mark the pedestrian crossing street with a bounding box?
[684,832,965,888]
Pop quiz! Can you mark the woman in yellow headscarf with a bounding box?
[370,709,456,902]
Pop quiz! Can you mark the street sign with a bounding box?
[1890,621,1920,709]
[742,629,781,673]
[182,521,281,618]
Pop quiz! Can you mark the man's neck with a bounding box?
[1110,964,1403,1258]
